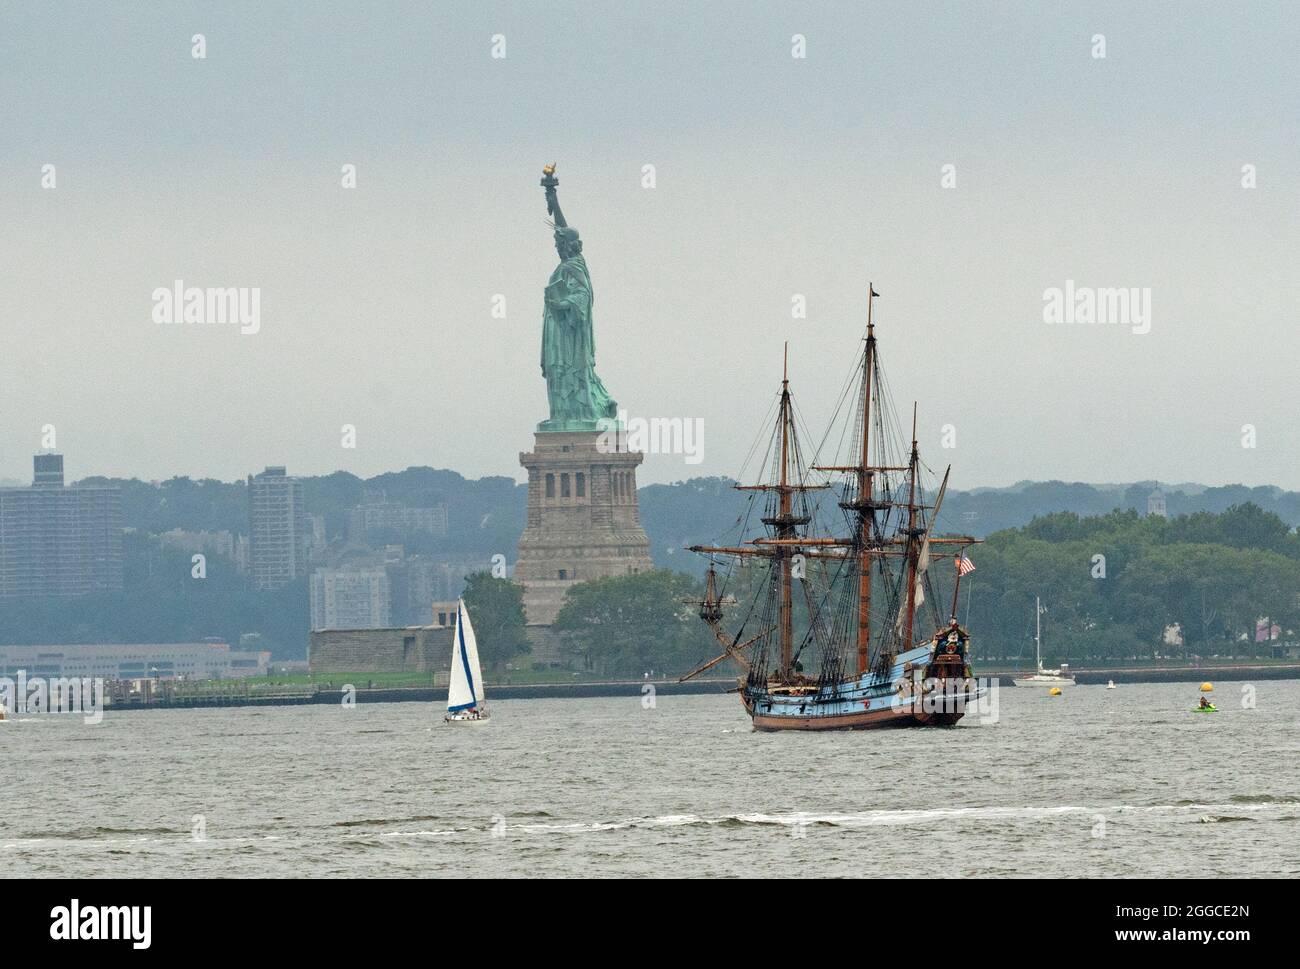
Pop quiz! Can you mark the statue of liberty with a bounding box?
[537,164,619,431]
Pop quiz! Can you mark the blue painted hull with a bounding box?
[743,644,984,731]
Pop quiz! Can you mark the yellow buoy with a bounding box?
[1200,682,1214,693]
[1049,687,1062,696]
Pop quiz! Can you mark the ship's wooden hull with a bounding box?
[740,643,983,732]
[749,702,964,731]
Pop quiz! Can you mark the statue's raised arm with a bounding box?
[540,163,568,229]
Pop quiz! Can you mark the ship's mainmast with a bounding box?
[814,285,883,673]
[856,293,877,673]
[777,348,795,673]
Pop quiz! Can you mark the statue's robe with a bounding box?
[541,254,617,423]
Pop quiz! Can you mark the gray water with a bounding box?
[4,681,1298,877]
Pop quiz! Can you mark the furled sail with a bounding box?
[914,466,949,607]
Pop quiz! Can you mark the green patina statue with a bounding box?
[537,164,619,432]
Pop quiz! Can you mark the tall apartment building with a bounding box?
[247,466,310,589]
[309,568,392,630]
[0,454,123,598]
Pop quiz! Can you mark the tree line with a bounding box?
[462,503,1300,676]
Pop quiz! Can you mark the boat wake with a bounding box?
[362,801,1287,840]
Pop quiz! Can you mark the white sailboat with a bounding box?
[1012,596,1077,687]
[444,599,490,724]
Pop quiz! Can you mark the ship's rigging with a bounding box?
[683,287,978,693]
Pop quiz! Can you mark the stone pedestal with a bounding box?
[515,430,653,633]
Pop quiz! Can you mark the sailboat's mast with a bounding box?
[856,288,877,674]
[1035,595,1042,672]
[902,405,921,652]
[778,344,794,677]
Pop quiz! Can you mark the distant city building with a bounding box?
[430,601,459,628]
[0,641,270,680]
[158,528,247,571]
[383,555,480,625]
[0,454,123,598]
[349,493,448,539]
[33,453,65,487]
[247,467,310,589]
[308,514,327,554]
[387,557,438,626]
[307,543,480,628]
[309,568,392,630]
[1147,488,1167,518]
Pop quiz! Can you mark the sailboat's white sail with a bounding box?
[447,599,486,712]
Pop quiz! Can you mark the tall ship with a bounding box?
[682,288,984,730]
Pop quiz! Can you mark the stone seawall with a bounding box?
[308,626,454,675]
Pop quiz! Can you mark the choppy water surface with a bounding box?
[3,681,1298,877]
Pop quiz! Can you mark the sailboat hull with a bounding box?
[444,713,490,726]
[1010,674,1076,687]
[741,645,985,732]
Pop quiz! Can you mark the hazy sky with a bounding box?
[2,2,1296,490]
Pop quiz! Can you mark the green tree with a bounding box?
[553,570,717,677]
[460,571,530,670]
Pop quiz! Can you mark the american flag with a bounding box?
[955,554,976,576]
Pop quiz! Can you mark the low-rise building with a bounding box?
[0,641,270,680]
